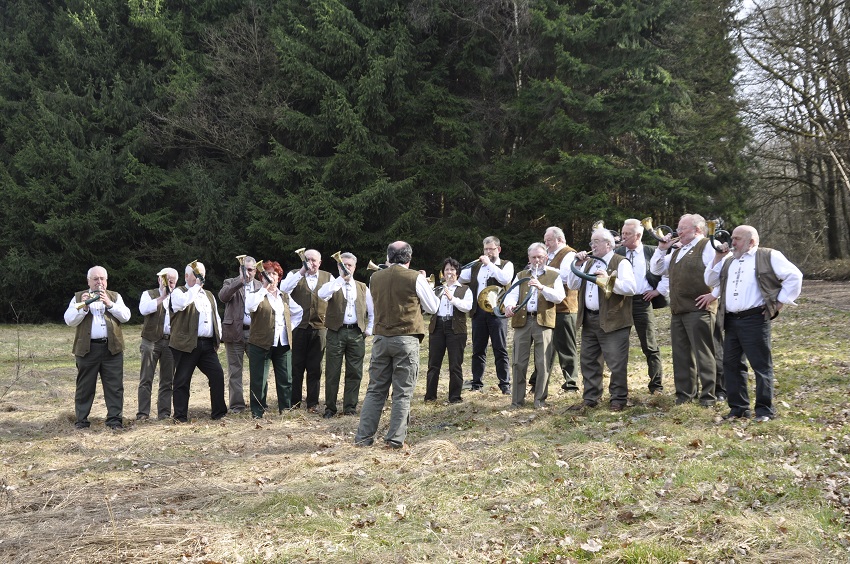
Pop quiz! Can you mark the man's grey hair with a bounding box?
[622,218,644,235]
[591,228,615,247]
[185,262,206,276]
[545,226,565,243]
[159,267,178,279]
[243,256,256,267]
[483,235,501,247]
[87,266,107,280]
[680,214,706,234]
[340,252,357,262]
[528,242,547,255]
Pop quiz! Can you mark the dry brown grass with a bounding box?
[1,280,849,562]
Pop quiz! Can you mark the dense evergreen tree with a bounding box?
[0,0,749,321]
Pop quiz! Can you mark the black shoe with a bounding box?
[323,411,335,419]
[500,387,511,396]
[106,423,124,431]
[462,380,473,391]
[567,400,598,412]
[447,398,463,404]
[343,410,357,416]
[74,421,90,430]
[754,415,773,423]
[561,384,580,393]
[722,409,752,420]
[229,406,246,414]
[136,414,149,421]
[609,401,627,412]
[716,392,728,402]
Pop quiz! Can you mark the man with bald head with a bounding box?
[355,241,439,449]
[280,249,332,411]
[64,266,132,430]
[706,225,802,422]
[169,262,227,422]
[137,267,178,420]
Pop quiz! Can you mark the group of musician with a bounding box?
[65,214,803,440]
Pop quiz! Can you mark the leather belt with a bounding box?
[727,306,764,319]
[585,309,599,315]
[527,311,537,316]
[438,315,453,322]
[341,323,360,329]
[90,338,108,344]
[243,325,251,330]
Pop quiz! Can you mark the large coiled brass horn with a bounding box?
[570,256,616,299]
[706,219,732,252]
[331,251,352,277]
[476,276,534,318]
[641,217,677,243]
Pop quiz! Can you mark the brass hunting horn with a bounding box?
[330,251,352,277]
[189,260,205,285]
[640,217,677,243]
[706,218,732,252]
[570,255,616,299]
[255,261,274,285]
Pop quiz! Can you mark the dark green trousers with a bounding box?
[247,343,292,417]
[324,327,365,415]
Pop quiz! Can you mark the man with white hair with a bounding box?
[566,229,636,412]
[137,267,178,420]
[616,218,668,395]
[706,225,802,422]
[541,226,580,393]
[219,255,262,413]
[280,249,332,411]
[64,265,132,430]
[503,242,566,409]
[650,214,720,406]
[169,262,227,422]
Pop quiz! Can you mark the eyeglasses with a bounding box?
[246,268,256,273]
[589,239,607,245]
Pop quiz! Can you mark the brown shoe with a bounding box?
[609,401,627,412]
[567,400,598,412]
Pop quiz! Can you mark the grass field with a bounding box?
[1,280,848,563]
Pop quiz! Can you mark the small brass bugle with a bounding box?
[331,251,352,277]
[641,217,677,243]
[707,218,731,252]
[256,261,274,285]
[367,260,387,271]
[157,268,172,295]
[294,248,308,270]
[190,260,205,284]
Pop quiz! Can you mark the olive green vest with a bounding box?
[428,285,469,335]
[668,238,717,315]
[549,245,578,313]
[140,289,167,342]
[576,254,633,333]
[510,268,560,329]
[717,248,783,326]
[371,265,426,340]
[169,286,221,353]
[72,289,125,356]
[291,271,332,329]
[248,293,294,350]
[324,280,368,332]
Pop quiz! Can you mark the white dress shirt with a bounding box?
[625,245,669,296]
[650,235,719,297]
[502,266,566,312]
[705,247,802,312]
[436,281,474,317]
[139,290,172,335]
[565,251,637,311]
[64,292,132,339]
[245,288,304,346]
[279,270,319,294]
[458,259,515,296]
[318,276,375,335]
[169,283,222,339]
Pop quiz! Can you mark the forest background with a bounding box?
[1,0,848,322]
